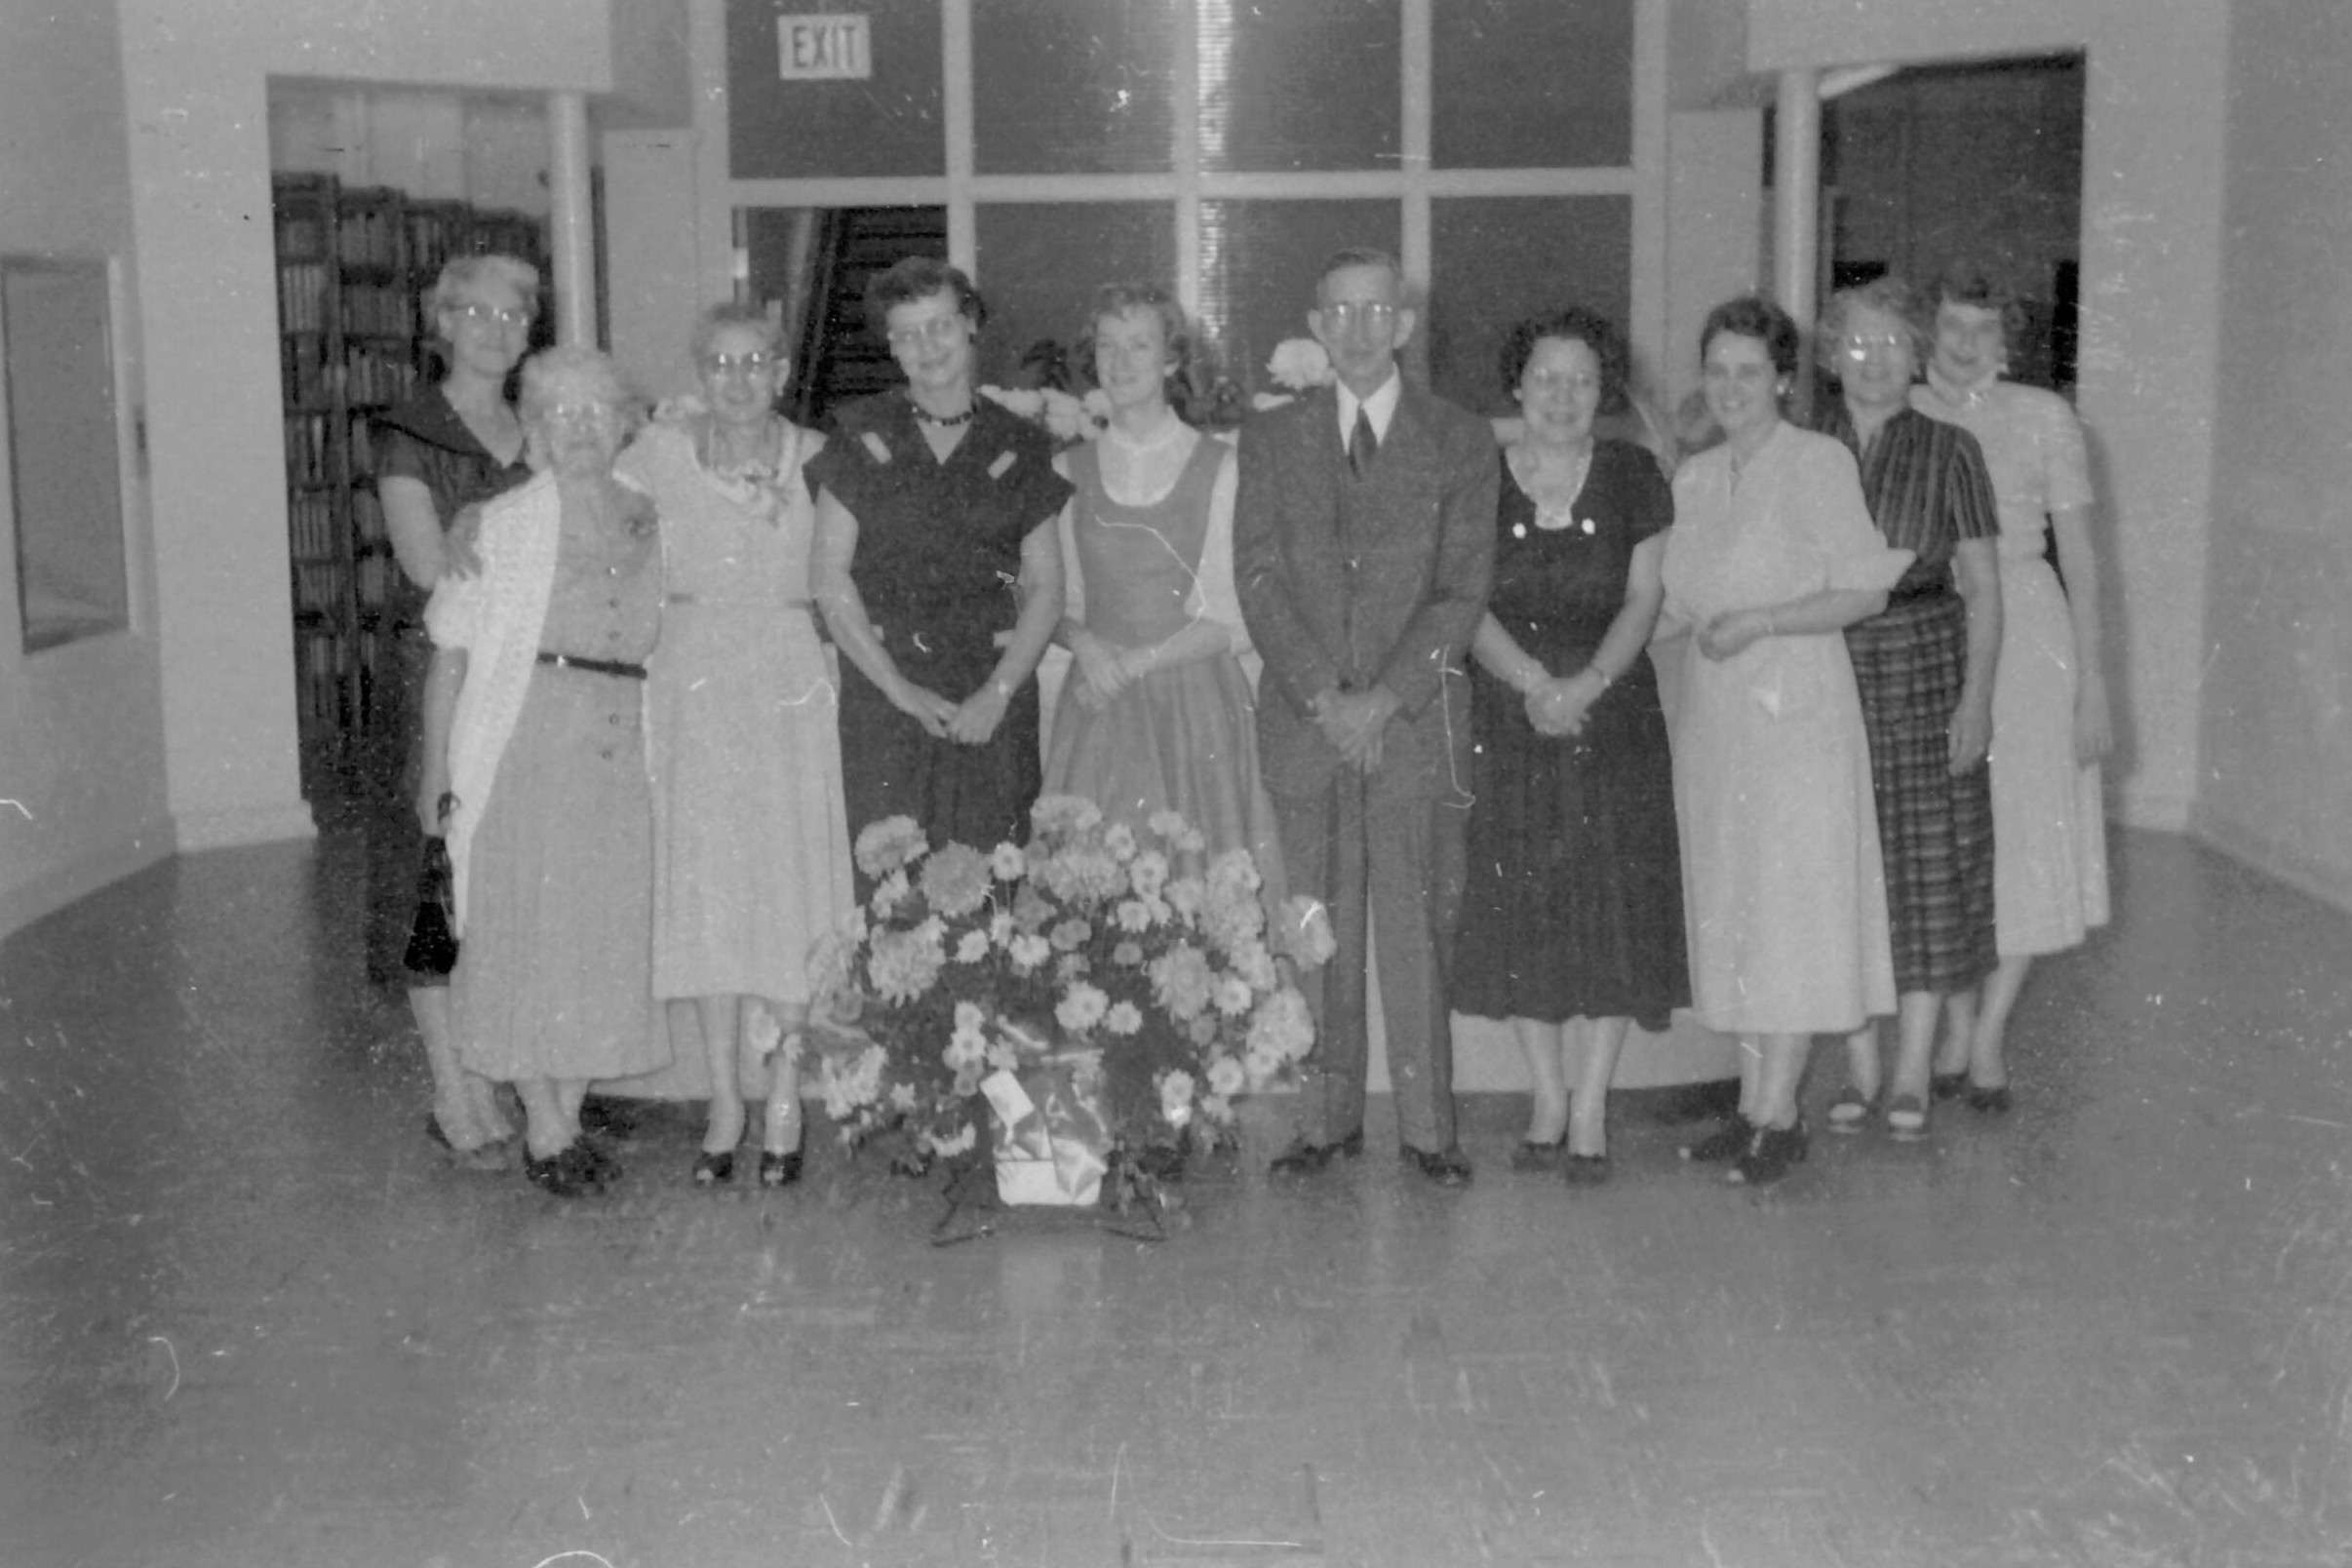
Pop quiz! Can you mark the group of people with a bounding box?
[356,241,2109,1199]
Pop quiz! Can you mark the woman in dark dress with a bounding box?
[806,259,1071,865]
[1815,277,2003,1141]
[367,253,536,1164]
[1452,307,1687,1182]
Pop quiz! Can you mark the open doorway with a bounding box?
[1822,52,2085,396]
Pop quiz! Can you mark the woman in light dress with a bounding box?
[1660,297,1912,1187]
[1040,282,1283,897]
[620,305,855,1188]
[420,348,669,1196]
[1911,261,2112,1112]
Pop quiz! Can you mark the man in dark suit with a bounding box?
[1235,247,1499,1187]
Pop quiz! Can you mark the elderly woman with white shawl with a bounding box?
[417,346,670,1197]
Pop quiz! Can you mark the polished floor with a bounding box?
[3,828,2348,1568]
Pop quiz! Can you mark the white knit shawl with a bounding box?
[424,471,562,937]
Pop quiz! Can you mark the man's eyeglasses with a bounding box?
[1320,300,1398,332]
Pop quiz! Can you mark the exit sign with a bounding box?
[777,14,872,80]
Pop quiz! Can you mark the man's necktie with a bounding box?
[1349,407,1378,478]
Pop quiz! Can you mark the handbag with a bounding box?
[402,801,460,976]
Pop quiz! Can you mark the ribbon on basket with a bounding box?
[980,1045,1112,1206]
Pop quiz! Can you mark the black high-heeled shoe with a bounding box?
[758,1149,803,1188]
[1509,1135,1567,1173]
[1680,1114,1753,1163]
[574,1135,623,1186]
[692,1150,735,1186]
[525,1143,600,1197]
[1965,1081,2013,1114]
[1728,1120,1809,1187]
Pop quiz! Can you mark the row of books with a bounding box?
[278,262,333,334]
[344,345,419,409]
[336,202,405,269]
[289,494,339,561]
[340,283,415,336]
[355,552,394,609]
[292,562,347,617]
[285,414,334,487]
[281,334,330,410]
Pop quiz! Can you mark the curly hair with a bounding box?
[1700,294,1802,378]
[1082,281,1193,385]
[517,345,640,428]
[1500,305,1630,414]
[688,301,787,365]
[864,256,986,338]
[1928,259,2029,352]
[1816,276,1928,378]
[428,254,541,331]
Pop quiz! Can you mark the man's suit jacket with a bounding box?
[1233,380,1500,802]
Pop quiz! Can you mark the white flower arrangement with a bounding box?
[804,797,1333,1187]
[1252,338,1335,411]
[979,383,1114,444]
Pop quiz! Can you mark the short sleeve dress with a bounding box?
[1823,404,2000,998]
[1451,440,1688,1032]
[617,419,856,1008]
[1661,423,1912,1036]
[1910,373,2110,958]
[446,495,669,1085]
[364,390,530,985]
[803,394,1073,863]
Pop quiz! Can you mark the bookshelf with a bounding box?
[270,174,545,791]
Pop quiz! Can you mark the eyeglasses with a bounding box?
[451,301,531,331]
[700,351,781,376]
[1319,300,1398,332]
[1840,333,1909,360]
[540,402,622,427]
[1524,369,1600,394]
[886,316,968,349]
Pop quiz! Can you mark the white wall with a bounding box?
[1746,0,2233,836]
[2195,0,2352,909]
[0,0,173,937]
[112,0,622,862]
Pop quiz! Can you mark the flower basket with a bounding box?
[804,798,1337,1211]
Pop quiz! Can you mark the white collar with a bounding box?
[1336,370,1403,447]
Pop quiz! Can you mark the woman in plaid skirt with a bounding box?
[1815,278,2004,1141]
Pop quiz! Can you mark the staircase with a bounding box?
[746,205,947,428]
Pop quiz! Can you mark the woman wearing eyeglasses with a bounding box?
[614,304,854,1188]
[420,348,670,1196]
[805,258,1071,871]
[366,254,538,1166]
[1814,278,2003,1143]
